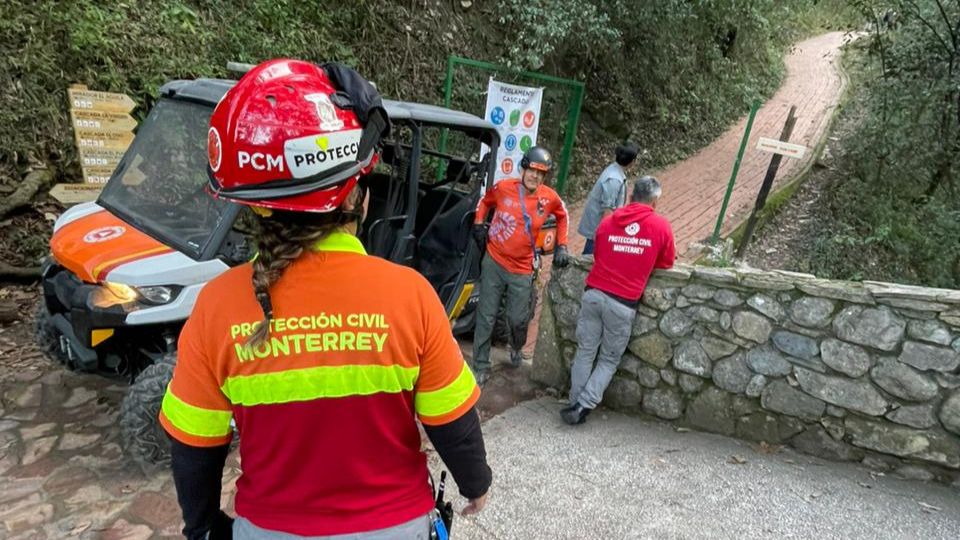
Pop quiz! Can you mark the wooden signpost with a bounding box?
[49,184,105,205]
[51,85,137,204]
[736,105,807,258]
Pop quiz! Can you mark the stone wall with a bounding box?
[533,260,960,483]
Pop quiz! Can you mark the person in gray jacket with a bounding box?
[576,142,640,254]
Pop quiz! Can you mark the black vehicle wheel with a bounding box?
[120,356,175,467]
[34,300,66,364]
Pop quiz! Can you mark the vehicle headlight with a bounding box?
[103,282,138,303]
[136,285,177,305]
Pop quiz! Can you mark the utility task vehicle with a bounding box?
[38,75,557,464]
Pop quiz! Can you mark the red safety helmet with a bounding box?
[206,59,389,212]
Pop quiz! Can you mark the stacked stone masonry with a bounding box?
[533,260,960,483]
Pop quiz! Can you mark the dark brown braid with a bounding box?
[246,209,356,346]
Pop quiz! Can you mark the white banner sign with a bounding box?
[480,78,544,185]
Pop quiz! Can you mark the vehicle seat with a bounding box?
[417,191,477,291]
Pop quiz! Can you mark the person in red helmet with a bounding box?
[470,146,570,385]
[160,59,491,540]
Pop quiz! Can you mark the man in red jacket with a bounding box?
[562,176,675,425]
[471,146,570,385]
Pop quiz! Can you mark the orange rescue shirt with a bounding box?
[474,178,569,274]
[159,232,479,536]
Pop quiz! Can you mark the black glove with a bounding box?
[209,510,234,540]
[553,245,570,268]
[472,223,488,249]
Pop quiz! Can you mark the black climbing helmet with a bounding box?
[520,146,554,173]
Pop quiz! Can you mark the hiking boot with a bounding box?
[560,403,591,425]
[509,348,523,368]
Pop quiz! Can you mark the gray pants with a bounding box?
[569,288,636,408]
[472,254,534,373]
[233,513,432,539]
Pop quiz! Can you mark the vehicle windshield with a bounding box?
[98,98,233,259]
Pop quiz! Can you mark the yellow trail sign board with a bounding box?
[70,110,137,132]
[78,149,124,170]
[74,129,135,151]
[66,84,137,198]
[50,184,103,205]
[81,166,117,185]
[67,86,136,114]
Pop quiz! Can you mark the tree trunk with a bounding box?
[0,261,41,282]
[0,167,53,219]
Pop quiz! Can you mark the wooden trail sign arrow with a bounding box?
[81,165,117,185]
[67,86,136,114]
[70,110,137,132]
[74,129,135,151]
[66,84,137,198]
[49,184,102,205]
[78,149,124,170]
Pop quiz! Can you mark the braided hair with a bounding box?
[246,203,360,347]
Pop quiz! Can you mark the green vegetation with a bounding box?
[789,0,869,37]
[496,0,799,179]
[810,1,960,288]
[0,1,862,266]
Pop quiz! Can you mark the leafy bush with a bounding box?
[495,0,807,172]
[1,0,858,201]
[811,1,960,288]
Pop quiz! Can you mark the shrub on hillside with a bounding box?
[812,1,960,288]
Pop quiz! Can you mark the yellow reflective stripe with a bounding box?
[415,363,477,418]
[311,231,367,255]
[160,387,233,438]
[221,364,419,406]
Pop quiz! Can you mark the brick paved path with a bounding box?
[523,32,853,356]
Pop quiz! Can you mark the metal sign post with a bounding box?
[712,100,761,243]
[440,56,584,194]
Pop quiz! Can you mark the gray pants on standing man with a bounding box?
[568,288,636,408]
[472,254,534,377]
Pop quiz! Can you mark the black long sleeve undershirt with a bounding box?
[169,438,231,540]
[423,407,492,499]
[169,406,490,538]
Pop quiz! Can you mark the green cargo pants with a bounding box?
[471,254,534,374]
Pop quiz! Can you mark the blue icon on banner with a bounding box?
[504,134,517,151]
[490,107,505,125]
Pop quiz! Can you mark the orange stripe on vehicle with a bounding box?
[93,246,173,281]
[50,209,170,283]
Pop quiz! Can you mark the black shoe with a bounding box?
[509,349,523,368]
[561,403,591,425]
[475,370,490,387]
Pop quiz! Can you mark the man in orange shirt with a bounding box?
[471,146,570,385]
